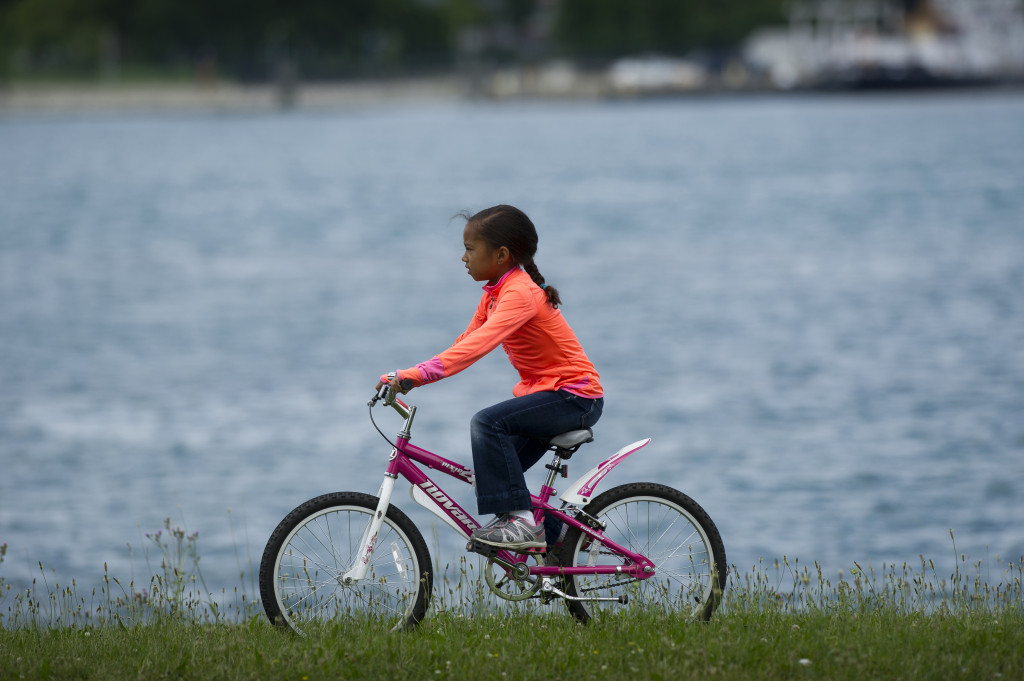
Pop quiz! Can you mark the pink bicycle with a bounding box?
[259,383,727,633]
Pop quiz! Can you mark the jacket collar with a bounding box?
[482,267,521,295]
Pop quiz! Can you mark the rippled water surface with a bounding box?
[2,92,1023,594]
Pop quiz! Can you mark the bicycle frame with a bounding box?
[341,389,655,584]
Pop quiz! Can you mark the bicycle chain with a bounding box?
[530,575,641,600]
[579,577,642,594]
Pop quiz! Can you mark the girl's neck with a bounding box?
[487,266,519,288]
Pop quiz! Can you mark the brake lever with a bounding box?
[368,384,390,407]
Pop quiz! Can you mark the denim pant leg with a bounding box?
[470,391,604,517]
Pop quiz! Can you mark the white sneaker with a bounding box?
[470,515,545,551]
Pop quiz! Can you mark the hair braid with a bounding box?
[523,260,561,308]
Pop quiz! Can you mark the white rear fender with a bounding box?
[559,438,651,506]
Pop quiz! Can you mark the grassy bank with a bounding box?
[1,529,1022,680]
[2,607,1022,681]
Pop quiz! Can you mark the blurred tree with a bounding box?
[442,0,489,32]
[0,0,793,81]
[554,0,786,60]
[0,0,452,80]
[1,0,111,76]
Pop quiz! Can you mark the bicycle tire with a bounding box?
[559,482,726,623]
[259,491,432,634]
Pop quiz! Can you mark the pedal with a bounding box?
[466,539,501,558]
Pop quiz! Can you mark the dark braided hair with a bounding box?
[461,205,562,308]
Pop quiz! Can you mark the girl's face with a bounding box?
[462,222,510,285]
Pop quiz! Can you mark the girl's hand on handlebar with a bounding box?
[376,372,413,395]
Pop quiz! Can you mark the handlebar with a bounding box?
[368,381,415,418]
[369,382,417,440]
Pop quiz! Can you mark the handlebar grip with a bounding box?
[369,376,414,406]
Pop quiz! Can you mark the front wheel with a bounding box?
[559,482,727,623]
[259,491,432,634]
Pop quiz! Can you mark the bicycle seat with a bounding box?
[549,429,593,453]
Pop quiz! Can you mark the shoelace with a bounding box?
[481,513,512,529]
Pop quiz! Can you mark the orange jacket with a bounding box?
[394,268,602,398]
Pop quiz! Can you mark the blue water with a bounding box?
[2,92,1023,597]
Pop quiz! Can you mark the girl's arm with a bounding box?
[392,288,534,388]
[453,302,487,344]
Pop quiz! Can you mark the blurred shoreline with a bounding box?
[0,76,466,115]
[2,70,1022,116]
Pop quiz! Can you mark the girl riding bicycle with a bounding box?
[378,205,604,552]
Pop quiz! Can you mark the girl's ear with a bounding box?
[496,246,511,264]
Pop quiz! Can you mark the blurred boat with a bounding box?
[744,0,1024,90]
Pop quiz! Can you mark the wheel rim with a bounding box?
[271,505,423,632]
[569,495,719,618]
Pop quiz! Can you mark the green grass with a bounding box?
[1,607,1021,681]
[1,528,1023,681]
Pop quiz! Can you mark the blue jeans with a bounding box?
[470,390,604,518]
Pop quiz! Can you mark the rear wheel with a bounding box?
[559,482,726,623]
[259,492,432,634]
